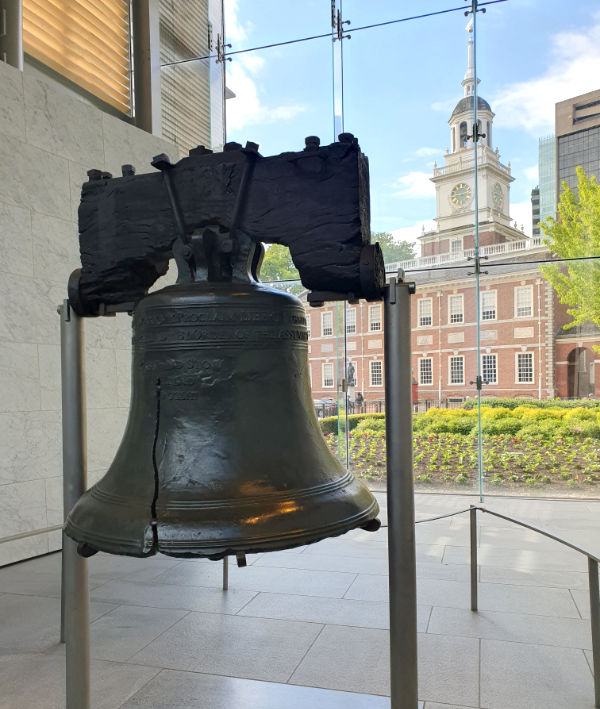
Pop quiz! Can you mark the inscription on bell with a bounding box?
[134,305,308,349]
[138,306,293,327]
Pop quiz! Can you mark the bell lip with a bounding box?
[63,519,155,558]
[155,497,380,559]
[63,497,380,560]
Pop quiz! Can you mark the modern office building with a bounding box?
[538,135,556,228]
[556,88,600,193]
[531,186,540,237]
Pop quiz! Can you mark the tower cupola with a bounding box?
[448,34,494,152]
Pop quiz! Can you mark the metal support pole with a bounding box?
[384,277,418,709]
[470,506,478,612]
[59,301,90,709]
[588,557,600,708]
[0,0,23,69]
[222,556,229,591]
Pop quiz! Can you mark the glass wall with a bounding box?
[214,0,600,499]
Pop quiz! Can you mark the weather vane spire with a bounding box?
[461,25,479,97]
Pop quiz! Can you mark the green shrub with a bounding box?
[425,416,477,435]
[480,406,513,420]
[519,419,561,440]
[562,407,597,421]
[462,397,600,410]
[562,419,600,439]
[482,418,523,435]
[320,416,339,435]
[413,413,429,431]
[462,397,536,410]
[319,412,386,435]
[354,417,386,433]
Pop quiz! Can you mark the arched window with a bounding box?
[460,121,468,147]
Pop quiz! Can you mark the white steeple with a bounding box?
[461,35,480,97]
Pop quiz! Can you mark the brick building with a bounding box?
[305,42,600,410]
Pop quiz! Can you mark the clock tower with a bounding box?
[420,33,521,258]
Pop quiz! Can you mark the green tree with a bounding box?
[259,244,303,294]
[540,167,600,332]
[372,232,416,264]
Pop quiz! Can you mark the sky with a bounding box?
[222,0,600,248]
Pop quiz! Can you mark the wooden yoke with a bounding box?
[68,133,385,316]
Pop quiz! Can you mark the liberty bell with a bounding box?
[64,137,384,559]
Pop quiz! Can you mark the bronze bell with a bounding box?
[64,279,379,558]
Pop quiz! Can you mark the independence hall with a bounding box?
[304,43,599,410]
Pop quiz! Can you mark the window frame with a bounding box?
[448,355,465,385]
[369,360,383,387]
[321,311,333,337]
[481,290,497,321]
[322,362,335,388]
[515,352,534,383]
[448,293,464,324]
[450,237,462,255]
[481,353,498,385]
[419,357,433,386]
[346,307,357,334]
[368,304,382,332]
[418,297,433,327]
[514,285,533,319]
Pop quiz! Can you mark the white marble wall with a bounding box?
[0,60,181,565]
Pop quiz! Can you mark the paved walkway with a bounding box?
[0,493,598,708]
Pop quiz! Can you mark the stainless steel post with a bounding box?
[59,301,90,709]
[470,506,478,611]
[384,276,418,708]
[222,556,229,591]
[589,557,600,708]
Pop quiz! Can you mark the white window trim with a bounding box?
[450,237,462,255]
[321,311,334,337]
[368,304,382,332]
[515,351,534,384]
[419,357,433,386]
[322,362,335,388]
[369,360,383,387]
[417,297,433,328]
[448,293,464,324]
[481,353,498,385]
[448,355,465,386]
[480,290,497,321]
[514,285,534,319]
[346,307,357,334]
[305,312,311,338]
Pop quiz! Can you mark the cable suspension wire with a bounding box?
[160,0,509,68]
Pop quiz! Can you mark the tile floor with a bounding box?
[0,492,598,709]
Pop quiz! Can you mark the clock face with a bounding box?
[493,182,503,207]
[450,182,472,207]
